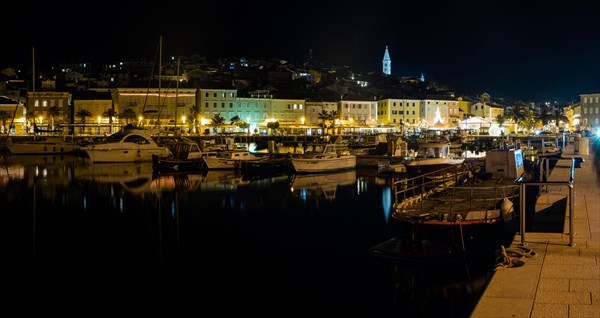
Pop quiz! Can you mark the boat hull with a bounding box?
[291,155,356,174]
[6,141,80,155]
[83,145,172,163]
[404,159,464,177]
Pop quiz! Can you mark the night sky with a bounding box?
[3,0,600,103]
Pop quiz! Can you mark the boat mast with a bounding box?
[174,57,180,134]
[157,35,162,130]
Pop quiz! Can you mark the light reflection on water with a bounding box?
[1,152,494,314]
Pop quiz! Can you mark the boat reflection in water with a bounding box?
[1,151,498,316]
[290,170,357,200]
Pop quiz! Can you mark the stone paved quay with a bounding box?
[471,139,600,318]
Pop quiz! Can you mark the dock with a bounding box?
[471,142,599,317]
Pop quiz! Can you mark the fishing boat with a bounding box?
[403,141,464,177]
[290,143,356,174]
[378,148,539,260]
[80,125,172,163]
[5,136,80,155]
[202,149,266,170]
[353,136,408,170]
[152,138,217,174]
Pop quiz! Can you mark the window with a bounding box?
[42,100,48,107]
[213,102,217,108]
[222,93,226,98]
[230,103,233,108]
[205,102,209,107]
[205,92,208,97]
[213,93,217,97]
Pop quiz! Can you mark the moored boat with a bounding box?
[80,125,172,163]
[5,136,80,155]
[290,143,356,174]
[403,141,464,177]
[385,148,538,258]
[152,138,217,174]
[202,149,266,170]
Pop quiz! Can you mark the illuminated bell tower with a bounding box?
[382,46,391,75]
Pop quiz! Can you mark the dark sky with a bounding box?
[4,0,600,103]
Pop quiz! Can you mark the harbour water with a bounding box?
[1,151,499,315]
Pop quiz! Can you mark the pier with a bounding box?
[471,141,599,317]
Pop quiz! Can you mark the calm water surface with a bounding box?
[1,152,496,315]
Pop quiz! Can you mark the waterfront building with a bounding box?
[578,93,600,133]
[377,97,423,131]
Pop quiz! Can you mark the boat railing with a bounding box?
[392,163,472,210]
[393,165,522,222]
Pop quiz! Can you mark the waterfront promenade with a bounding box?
[471,141,600,317]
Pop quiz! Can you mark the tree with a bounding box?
[505,106,524,133]
[317,110,329,133]
[329,110,339,135]
[552,109,569,127]
[211,113,226,134]
[230,115,240,125]
[26,110,37,134]
[120,108,137,125]
[75,109,92,123]
[0,110,9,133]
[537,104,552,126]
[188,104,200,133]
[495,114,508,134]
[266,121,280,135]
[48,105,61,128]
[103,108,118,134]
[75,109,92,133]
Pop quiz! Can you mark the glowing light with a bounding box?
[182,115,186,124]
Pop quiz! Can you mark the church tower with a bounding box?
[382,46,391,75]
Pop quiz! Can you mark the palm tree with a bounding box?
[120,108,137,125]
[26,110,37,134]
[48,105,61,129]
[0,110,9,134]
[537,104,552,126]
[103,108,117,133]
[188,104,200,133]
[495,114,508,135]
[521,108,538,133]
[505,106,524,134]
[329,110,339,135]
[551,109,569,128]
[317,110,330,135]
[75,109,92,133]
[211,113,226,134]
[75,109,92,124]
